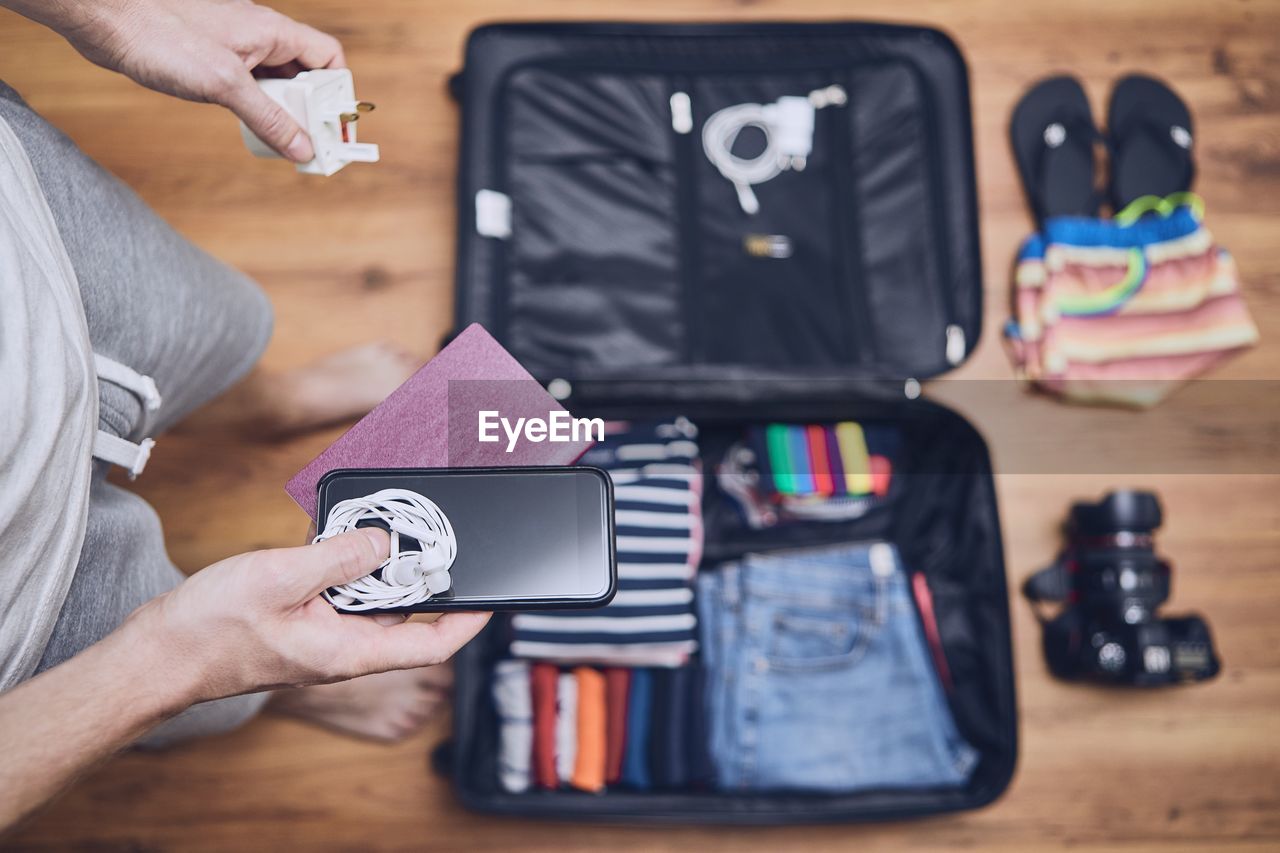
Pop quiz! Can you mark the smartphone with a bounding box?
[316,467,616,612]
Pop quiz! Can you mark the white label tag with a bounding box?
[870,543,897,578]
[475,189,512,239]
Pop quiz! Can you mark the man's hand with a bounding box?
[4,0,345,161]
[138,528,490,704]
[1,529,486,831]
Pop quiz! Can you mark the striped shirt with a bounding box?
[510,419,701,667]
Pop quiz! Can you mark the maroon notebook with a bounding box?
[285,323,594,519]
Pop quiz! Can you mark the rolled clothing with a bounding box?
[0,82,274,745]
[649,666,692,789]
[571,667,607,793]
[555,671,578,784]
[603,667,630,784]
[621,668,654,790]
[491,660,533,793]
[648,663,712,790]
[530,663,559,789]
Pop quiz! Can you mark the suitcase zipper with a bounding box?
[828,69,875,364]
[671,80,702,365]
[917,71,967,368]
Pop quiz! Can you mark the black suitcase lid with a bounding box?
[451,22,982,405]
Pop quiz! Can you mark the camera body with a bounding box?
[1029,491,1219,686]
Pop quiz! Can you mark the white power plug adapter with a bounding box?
[761,95,816,171]
[240,68,379,176]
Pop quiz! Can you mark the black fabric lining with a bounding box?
[486,54,965,382]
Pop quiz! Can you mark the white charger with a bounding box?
[240,68,379,176]
[699,84,848,214]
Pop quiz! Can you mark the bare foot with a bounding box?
[187,342,421,437]
[267,665,453,742]
[270,342,421,434]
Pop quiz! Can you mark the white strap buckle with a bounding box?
[94,353,162,412]
[92,432,155,479]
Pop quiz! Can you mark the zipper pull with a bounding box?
[945,324,966,366]
[547,378,572,400]
[670,92,693,134]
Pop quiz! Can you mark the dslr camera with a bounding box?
[1024,490,1219,686]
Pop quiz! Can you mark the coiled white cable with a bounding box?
[700,84,848,215]
[702,101,785,215]
[314,488,457,611]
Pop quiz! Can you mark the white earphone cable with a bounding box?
[699,84,848,215]
[314,488,458,611]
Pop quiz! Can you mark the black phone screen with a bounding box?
[316,467,615,609]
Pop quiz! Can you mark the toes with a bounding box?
[368,719,408,742]
[391,711,427,739]
[416,683,449,712]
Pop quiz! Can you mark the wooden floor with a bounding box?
[3,0,1279,849]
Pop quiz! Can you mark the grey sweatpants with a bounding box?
[0,83,274,747]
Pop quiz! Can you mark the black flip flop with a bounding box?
[1010,76,1103,227]
[1107,74,1195,211]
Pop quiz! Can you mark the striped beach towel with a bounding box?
[1005,194,1258,406]
[510,419,702,667]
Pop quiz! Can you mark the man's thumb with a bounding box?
[300,528,389,598]
[223,74,314,162]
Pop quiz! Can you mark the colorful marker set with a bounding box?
[749,422,895,500]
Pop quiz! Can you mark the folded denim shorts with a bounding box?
[697,542,978,792]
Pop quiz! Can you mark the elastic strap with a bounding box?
[94,353,161,412]
[1114,191,1204,226]
[92,432,156,479]
[91,353,162,478]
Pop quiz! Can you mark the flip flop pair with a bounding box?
[1011,74,1195,226]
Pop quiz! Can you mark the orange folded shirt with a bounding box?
[572,667,607,793]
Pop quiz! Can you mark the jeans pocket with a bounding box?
[765,608,879,673]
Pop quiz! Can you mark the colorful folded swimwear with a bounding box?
[750,422,895,499]
[1005,194,1258,407]
[719,421,899,529]
[510,419,702,667]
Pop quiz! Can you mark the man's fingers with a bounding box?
[220,71,313,162]
[288,527,389,599]
[258,15,346,71]
[371,613,492,671]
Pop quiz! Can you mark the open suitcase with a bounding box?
[438,22,1017,823]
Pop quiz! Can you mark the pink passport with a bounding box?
[285,323,594,519]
